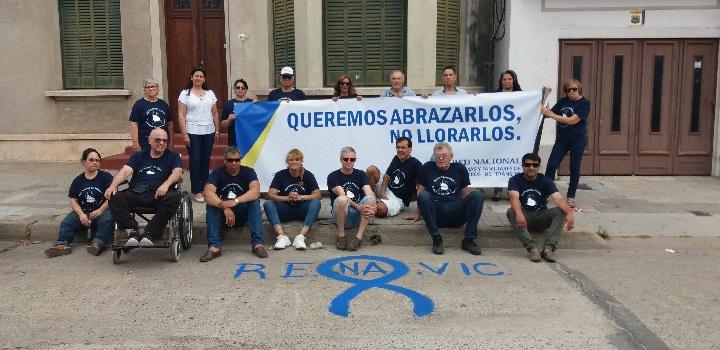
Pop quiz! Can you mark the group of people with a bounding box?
[45,65,591,264]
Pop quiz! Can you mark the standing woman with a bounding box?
[221,78,254,147]
[541,79,591,208]
[129,78,171,152]
[331,74,363,101]
[492,70,523,201]
[178,67,220,203]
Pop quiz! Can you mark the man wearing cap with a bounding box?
[267,66,307,102]
[381,70,416,98]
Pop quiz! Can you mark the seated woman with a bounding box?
[45,148,114,257]
[263,149,322,250]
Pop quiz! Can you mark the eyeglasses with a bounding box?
[234,86,246,90]
[565,87,578,92]
[281,75,293,80]
[144,85,158,89]
[523,163,540,168]
[340,81,350,86]
[435,154,450,160]
[152,138,168,143]
[225,158,241,163]
[86,158,101,162]
[342,157,356,162]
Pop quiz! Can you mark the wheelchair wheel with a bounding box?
[178,192,193,249]
[170,240,180,262]
[113,249,122,264]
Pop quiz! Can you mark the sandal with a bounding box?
[336,236,347,250]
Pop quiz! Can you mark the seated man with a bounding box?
[506,153,574,263]
[327,146,376,251]
[366,136,422,218]
[200,146,267,261]
[105,128,183,246]
[417,142,484,255]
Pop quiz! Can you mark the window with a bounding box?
[58,0,124,89]
[436,0,460,84]
[273,0,295,76]
[323,0,406,86]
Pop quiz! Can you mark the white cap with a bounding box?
[280,66,294,75]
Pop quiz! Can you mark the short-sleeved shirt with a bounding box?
[385,156,422,206]
[127,149,183,192]
[269,168,320,207]
[267,88,307,101]
[207,165,258,200]
[432,87,468,96]
[507,173,558,212]
[417,162,470,202]
[68,170,113,213]
[129,98,171,148]
[551,96,591,139]
[221,98,254,147]
[327,169,369,205]
[178,89,218,135]
[380,87,416,97]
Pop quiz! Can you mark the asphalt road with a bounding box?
[2,237,719,349]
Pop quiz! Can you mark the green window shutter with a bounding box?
[324,0,406,87]
[58,0,123,89]
[273,0,295,75]
[436,0,460,84]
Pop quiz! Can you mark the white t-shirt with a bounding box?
[178,89,217,135]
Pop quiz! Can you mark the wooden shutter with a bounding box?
[273,0,295,74]
[436,0,460,84]
[324,0,406,86]
[58,0,123,89]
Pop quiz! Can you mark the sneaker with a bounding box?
[336,236,347,250]
[126,236,140,247]
[528,247,541,262]
[274,235,291,250]
[347,236,361,251]
[193,193,205,203]
[86,244,104,256]
[292,235,307,250]
[432,236,444,255]
[541,248,557,263]
[461,238,482,255]
[252,244,269,258]
[45,245,72,258]
[139,237,154,247]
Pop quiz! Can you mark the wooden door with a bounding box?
[165,0,227,131]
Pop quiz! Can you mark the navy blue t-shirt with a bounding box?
[327,169,369,205]
[385,156,422,206]
[507,173,558,212]
[207,166,258,201]
[270,169,319,196]
[221,98,254,147]
[417,162,470,202]
[68,170,113,213]
[551,96,591,139]
[129,98,171,148]
[127,149,182,192]
[267,88,307,101]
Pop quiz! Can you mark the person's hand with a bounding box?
[515,212,527,229]
[288,192,300,202]
[402,212,421,221]
[88,209,101,220]
[214,133,219,141]
[356,95,363,101]
[224,208,236,227]
[80,213,92,227]
[155,184,169,199]
[227,113,237,121]
[182,133,190,145]
[564,213,574,231]
[104,186,117,200]
[421,93,430,99]
[331,96,339,102]
[541,106,551,117]
[219,200,236,209]
[131,142,141,152]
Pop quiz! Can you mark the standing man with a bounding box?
[267,66,307,102]
[105,128,183,246]
[129,79,171,152]
[417,142,484,255]
[506,153,574,263]
[432,66,468,96]
[327,146,377,251]
[201,146,267,261]
[381,70,416,97]
[366,136,422,218]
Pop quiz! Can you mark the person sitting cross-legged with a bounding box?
[200,146,267,261]
[506,153,574,263]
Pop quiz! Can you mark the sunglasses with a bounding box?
[565,87,578,92]
[86,158,101,162]
[144,85,158,89]
[225,158,241,163]
[523,163,540,168]
[342,157,356,162]
[152,137,168,143]
[435,154,450,160]
[340,81,350,86]
[234,86,246,90]
[281,75,293,80]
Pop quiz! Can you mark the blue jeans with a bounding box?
[544,135,587,199]
[55,211,114,247]
[206,200,263,248]
[417,191,484,239]
[263,199,321,228]
[332,196,371,229]
[188,133,215,194]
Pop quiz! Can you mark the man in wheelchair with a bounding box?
[104,128,183,246]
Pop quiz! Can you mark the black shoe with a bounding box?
[432,236,444,255]
[461,239,482,255]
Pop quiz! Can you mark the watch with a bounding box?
[234,198,240,204]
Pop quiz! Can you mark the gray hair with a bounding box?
[224,146,242,158]
[142,78,159,88]
[340,146,356,157]
[433,142,453,155]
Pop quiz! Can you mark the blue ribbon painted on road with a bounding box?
[316,255,434,318]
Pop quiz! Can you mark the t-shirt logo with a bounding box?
[389,169,406,190]
[220,183,244,201]
[558,107,574,128]
[431,176,457,197]
[145,107,167,128]
[343,182,362,201]
[140,166,163,176]
[521,189,543,211]
[78,186,104,211]
[284,184,306,195]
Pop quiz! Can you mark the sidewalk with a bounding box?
[2,162,719,248]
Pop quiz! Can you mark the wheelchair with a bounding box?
[111,190,193,264]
